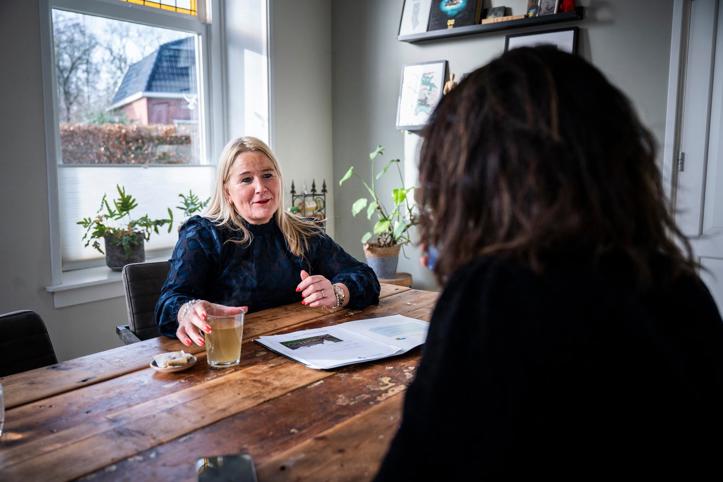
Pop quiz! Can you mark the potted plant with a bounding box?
[339,145,416,279]
[176,189,210,227]
[78,185,174,271]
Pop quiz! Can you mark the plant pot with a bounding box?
[363,243,401,279]
[104,234,145,271]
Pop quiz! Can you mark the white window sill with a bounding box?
[46,257,169,308]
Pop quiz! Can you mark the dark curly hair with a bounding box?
[419,46,694,284]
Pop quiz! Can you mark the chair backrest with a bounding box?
[0,310,58,377]
[122,261,170,341]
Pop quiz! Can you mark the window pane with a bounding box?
[51,9,209,266]
[52,10,202,166]
[59,165,214,265]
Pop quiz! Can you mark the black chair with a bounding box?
[116,261,170,344]
[0,310,58,377]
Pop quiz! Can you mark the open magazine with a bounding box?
[255,314,429,370]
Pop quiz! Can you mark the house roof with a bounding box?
[111,37,196,107]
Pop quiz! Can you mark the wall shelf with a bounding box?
[398,8,584,43]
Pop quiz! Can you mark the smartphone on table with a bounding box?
[196,453,257,482]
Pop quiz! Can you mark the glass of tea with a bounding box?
[205,313,245,368]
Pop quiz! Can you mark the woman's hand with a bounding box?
[176,300,247,347]
[296,270,345,308]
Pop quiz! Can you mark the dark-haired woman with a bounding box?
[374,46,723,480]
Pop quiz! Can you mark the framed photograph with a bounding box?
[398,0,433,37]
[396,60,448,131]
[486,6,508,18]
[428,0,483,31]
[505,27,578,54]
[527,0,540,17]
[538,0,559,15]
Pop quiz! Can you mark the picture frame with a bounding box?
[538,0,559,16]
[396,60,448,131]
[398,0,433,37]
[504,27,578,54]
[428,0,483,31]
[527,0,540,17]
[486,6,508,18]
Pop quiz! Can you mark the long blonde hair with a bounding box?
[205,136,323,257]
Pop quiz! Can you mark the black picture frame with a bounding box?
[396,60,449,131]
[428,0,483,31]
[504,27,579,54]
[398,0,434,37]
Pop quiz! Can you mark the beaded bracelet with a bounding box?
[178,299,202,321]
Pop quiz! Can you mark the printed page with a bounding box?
[256,325,401,370]
[342,315,429,352]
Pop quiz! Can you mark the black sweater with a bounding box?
[375,255,723,480]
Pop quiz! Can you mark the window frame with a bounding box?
[39,0,227,289]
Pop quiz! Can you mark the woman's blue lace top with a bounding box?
[155,216,381,337]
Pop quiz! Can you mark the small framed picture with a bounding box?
[538,0,559,16]
[527,0,540,17]
[428,0,483,31]
[486,6,508,18]
[396,60,448,131]
[398,0,433,37]
[505,27,578,54]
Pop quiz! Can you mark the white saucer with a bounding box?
[150,354,197,373]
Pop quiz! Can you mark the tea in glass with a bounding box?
[205,313,244,368]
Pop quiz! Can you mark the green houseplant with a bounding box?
[176,189,210,225]
[78,185,174,271]
[339,145,416,279]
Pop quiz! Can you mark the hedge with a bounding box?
[60,123,195,165]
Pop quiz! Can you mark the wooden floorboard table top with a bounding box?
[0,284,437,482]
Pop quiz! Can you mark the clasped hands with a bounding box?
[176,270,340,347]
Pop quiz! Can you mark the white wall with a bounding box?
[330,0,675,290]
[268,0,334,235]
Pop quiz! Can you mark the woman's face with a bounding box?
[225,151,280,225]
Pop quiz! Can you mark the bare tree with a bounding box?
[103,22,141,95]
[53,13,100,122]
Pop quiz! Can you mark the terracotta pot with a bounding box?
[363,243,401,279]
[104,233,145,271]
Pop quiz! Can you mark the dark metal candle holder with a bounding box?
[290,179,327,230]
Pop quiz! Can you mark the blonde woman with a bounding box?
[155,137,380,347]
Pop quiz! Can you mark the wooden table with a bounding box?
[0,284,437,481]
[377,272,412,288]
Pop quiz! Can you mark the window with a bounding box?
[43,0,224,276]
[42,0,270,302]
